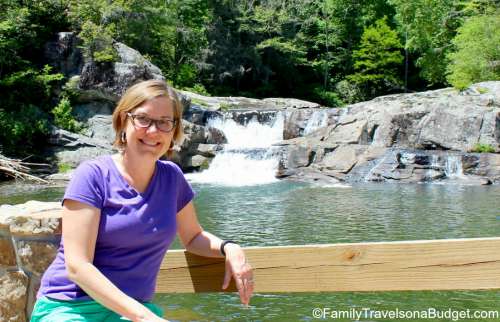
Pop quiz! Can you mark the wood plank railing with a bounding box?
[156,237,500,293]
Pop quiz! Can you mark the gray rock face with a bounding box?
[180,90,321,111]
[47,127,114,168]
[283,108,342,139]
[42,31,500,185]
[79,42,165,102]
[278,82,500,185]
[345,82,500,152]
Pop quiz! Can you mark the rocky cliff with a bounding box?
[43,32,500,185]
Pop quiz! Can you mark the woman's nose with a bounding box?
[146,121,160,133]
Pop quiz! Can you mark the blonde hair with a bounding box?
[112,80,183,158]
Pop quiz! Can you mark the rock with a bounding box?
[230,110,278,125]
[465,153,500,182]
[195,144,223,158]
[318,145,364,173]
[417,108,483,151]
[0,271,28,322]
[9,216,61,237]
[183,105,222,125]
[16,241,58,276]
[186,155,211,169]
[325,120,369,144]
[53,147,113,169]
[45,171,73,181]
[0,201,62,237]
[283,108,341,139]
[179,90,321,111]
[182,121,206,145]
[205,127,227,144]
[261,98,321,109]
[283,145,314,168]
[478,111,500,150]
[0,237,16,267]
[78,42,165,102]
[44,32,83,77]
[48,127,114,168]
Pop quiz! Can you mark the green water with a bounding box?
[1,181,500,321]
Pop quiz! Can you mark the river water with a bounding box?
[1,181,500,321]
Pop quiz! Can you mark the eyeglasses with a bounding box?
[127,113,177,133]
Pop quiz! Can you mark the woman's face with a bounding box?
[123,96,175,161]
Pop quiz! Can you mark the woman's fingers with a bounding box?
[236,262,254,305]
[223,246,255,305]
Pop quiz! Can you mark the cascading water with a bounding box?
[444,155,465,179]
[185,112,284,186]
[303,110,328,136]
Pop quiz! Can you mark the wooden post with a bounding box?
[156,237,500,293]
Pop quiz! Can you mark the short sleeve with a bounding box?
[172,163,195,212]
[63,161,104,209]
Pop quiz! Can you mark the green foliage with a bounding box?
[0,106,50,155]
[78,21,118,63]
[52,97,82,133]
[335,80,364,105]
[471,143,496,153]
[57,162,73,173]
[190,98,209,107]
[218,102,237,111]
[311,87,344,107]
[181,84,210,96]
[346,17,403,101]
[390,0,463,85]
[446,12,500,89]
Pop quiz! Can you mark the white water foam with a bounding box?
[185,112,284,186]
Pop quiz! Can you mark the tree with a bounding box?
[346,17,403,102]
[389,0,463,85]
[446,11,500,89]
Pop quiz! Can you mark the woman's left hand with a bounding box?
[222,244,254,305]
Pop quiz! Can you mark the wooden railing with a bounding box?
[156,237,500,293]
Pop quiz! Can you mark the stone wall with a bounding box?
[0,201,62,322]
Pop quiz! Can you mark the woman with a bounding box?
[31,80,254,322]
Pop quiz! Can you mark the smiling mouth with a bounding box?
[139,139,161,147]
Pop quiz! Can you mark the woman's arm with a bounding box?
[63,199,167,322]
[176,201,254,305]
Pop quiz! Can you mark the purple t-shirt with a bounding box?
[37,155,195,302]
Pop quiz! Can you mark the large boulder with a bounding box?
[278,82,500,185]
[78,42,165,102]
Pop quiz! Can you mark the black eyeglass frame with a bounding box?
[126,112,177,133]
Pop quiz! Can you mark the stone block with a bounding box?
[0,271,28,322]
[16,241,58,276]
[9,216,62,237]
[326,120,368,144]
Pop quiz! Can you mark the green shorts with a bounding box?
[30,296,164,322]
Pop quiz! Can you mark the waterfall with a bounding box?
[444,155,465,179]
[185,112,284,186]
[303,110,328,136]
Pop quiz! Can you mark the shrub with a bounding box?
[52,97,82,132]
[471,143,496,153]
[446,12,500,89]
